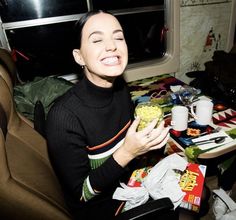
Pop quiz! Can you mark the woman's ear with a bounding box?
[73,49,85,66]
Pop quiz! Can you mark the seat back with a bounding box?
[0,73,71,219]
[0,49,34,128]
[0,47,18,91]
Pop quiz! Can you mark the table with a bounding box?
[128,74,236,159]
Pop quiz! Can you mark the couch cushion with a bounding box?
[5,132,68,212]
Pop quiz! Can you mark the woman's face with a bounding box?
[73,13,128,87]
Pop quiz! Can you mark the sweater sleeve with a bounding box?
[46,104,125,202]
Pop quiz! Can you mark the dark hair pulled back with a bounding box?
[73,10,111,49]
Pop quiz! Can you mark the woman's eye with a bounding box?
[92,39,102,43]
[115,37,124,41]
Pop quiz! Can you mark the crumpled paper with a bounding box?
[113,183,149,211]
[213,188,236,220]
[113,153,188,211]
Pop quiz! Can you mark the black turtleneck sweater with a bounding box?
[46,76,134,219]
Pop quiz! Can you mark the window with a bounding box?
[0,0,180,82]
[0,0,88,22]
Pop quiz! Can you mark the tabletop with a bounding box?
[127,74,236,160]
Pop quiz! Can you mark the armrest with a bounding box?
[18,112,34,128]
[114,197,175,220]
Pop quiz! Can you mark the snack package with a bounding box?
[178,163,207,212]
[127,167,152,187]
[135,102,163,131]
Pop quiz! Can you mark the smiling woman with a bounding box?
[72,11,128,87]
[45,10,171,219]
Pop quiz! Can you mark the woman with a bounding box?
[46,10,200,219]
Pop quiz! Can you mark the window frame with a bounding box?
[0,0,180,82]
[124,0,180,82]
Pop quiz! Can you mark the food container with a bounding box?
[135,102,163,131]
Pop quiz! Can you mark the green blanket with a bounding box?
[14,76,73,121]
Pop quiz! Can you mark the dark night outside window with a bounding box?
[0,0,169,82]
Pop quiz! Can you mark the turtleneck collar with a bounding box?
[73,75,114,108]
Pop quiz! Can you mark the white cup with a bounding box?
[190,100,213,125]
[171,106,189,131]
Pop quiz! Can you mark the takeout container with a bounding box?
[135,102,163,131]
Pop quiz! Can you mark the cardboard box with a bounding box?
[178,163,207,212]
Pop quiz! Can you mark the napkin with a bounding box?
[192,130,234,150]
[143,160,186,208]
[113,153,188,211]
[170,85,182,93]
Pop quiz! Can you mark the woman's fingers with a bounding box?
[127,117,140,134]
[149,133,170,151]
[142,120,165,140]
[139,119,164,137]
[123,118,169,157]
[146,126,170,147]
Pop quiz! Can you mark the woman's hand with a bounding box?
[113,117,170,167]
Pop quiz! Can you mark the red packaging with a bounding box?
[178,163,207,212]
[127,166,151,187]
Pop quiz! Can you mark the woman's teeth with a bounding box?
[101,57,118,65]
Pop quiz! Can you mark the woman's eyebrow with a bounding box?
[88,29,123,39]
[113,29,123,34]
[89,31,103,39]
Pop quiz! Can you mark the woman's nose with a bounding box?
[105,40,117,51]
